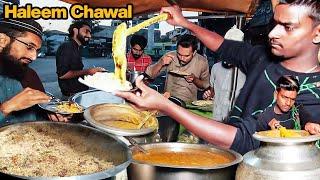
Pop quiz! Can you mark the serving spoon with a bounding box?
[125,136,148,154]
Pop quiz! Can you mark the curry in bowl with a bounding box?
[133,148,235,167]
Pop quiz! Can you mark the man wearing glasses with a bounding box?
[145,34,210,103]
[127,35,152,72]
[0,17,69,125]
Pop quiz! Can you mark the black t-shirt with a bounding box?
[56,39,88,96]
[256,105,312,131]
[256,106,293,130]
[216,40,320,154]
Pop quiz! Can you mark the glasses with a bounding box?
[10,36,40,54]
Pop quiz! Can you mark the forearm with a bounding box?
[161,100,236,148]
[182,21,224,52]
[193,78,208,89]
[146,61,164,78]
[59,69,89,79]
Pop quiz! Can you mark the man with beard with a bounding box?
[56,20,105,96]
[0,18,69,125]
[127,35,152,72]
[145,34,210,103]
[116,0,320,155]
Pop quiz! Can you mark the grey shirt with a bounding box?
[210,62,246,121]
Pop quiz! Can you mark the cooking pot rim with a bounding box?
[84,103,157,136]
[130,142,242,170]
[253,131,320,143]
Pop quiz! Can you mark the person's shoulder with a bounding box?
[142,54,152,59]
[59,40,74,49]
[166,51,175,55]
[194,53,209,64]
[212,62,223,70]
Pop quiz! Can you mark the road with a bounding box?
[30,56,116,98]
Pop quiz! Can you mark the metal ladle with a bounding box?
[125,136,148,154]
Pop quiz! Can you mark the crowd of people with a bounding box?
[0,0,319,155]
[116,0,320,154]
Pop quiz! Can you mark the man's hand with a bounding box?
[203,87,213,100]
[0,88,50,116]
[86,67,106,75]
[305,122,320,135]
[161,5,189,27]
[268,118,280,130]
[47,113,72,122]
[161,54,174,66]
[184,73,195,83]
[115,75,169,111]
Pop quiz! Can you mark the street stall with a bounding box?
[1,0,319,179]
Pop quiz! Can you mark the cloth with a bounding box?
[210,62,246,122]
[126,52,152,72]
[146,51,210,103]
[0,18,43,39]
[0,75,40,126]
[21,67,45,92]
[56,39,88,96]
[216,40,320,155]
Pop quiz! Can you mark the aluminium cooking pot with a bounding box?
[128,143,242,180]
[236,130,320,180]
[0,121,131,180]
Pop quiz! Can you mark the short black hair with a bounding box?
[276,75,300,92]
[68,20,91,38]
[130,35,147,49]
[177,34,198,51]
[279,0,320,25]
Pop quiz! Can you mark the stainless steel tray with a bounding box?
[84,104,155,137]
[69,89,125,109]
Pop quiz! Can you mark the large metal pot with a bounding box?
[128,143,242,180]
[236,130,320,180]
[0,121,131,180]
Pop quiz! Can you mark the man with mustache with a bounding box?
[0,17,68,125]
[56,20,105,97]
[145,34,210,103]
[127,35,152,72]
[116,0,320,154]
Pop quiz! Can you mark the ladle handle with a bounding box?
[125,136,148,154]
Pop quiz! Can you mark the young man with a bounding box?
[56,20,105,96]
[0,18,68,125]
[145,34,210,103]
[127,35,152,72]
[116,0,320,155]
[257,75,310,130]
